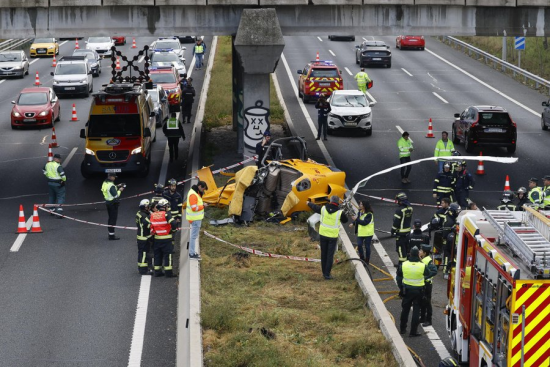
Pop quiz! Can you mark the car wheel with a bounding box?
[84,87,90,98]
[302,93,309,104]
[25,67,29,75]
[387,63,392,68]
[507,145,516,154]
[11,124,17,130]
[396,42,399,49]
[465,134,474,153]
[365,129,372,136]
[355,55,359,65]
[55,110,60,122]
[542,116,548,131]
[327,129,333,136]
[452,126,460,144]
[81,162,92,179]
[138,155,151,178]
[420,47,425,51]
[350,36,355,41]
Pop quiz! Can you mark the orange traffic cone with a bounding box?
[132,37,137,49]
[34,71,40,86]
[476,152,485,175]
[316,52,320,61]
[16,205,27,234]
[504,175,511,191]
[30,205,43,233]
[52,54,57,67]
[116,57,121,70]
[71,103,79,122]
[426,118,435,138]
[75,38,80,49]
[47,143,53,162]
[51,126,58,148]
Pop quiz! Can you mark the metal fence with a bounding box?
[438,36,550,95]
[0,38,34,52]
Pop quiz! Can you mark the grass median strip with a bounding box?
[200,219,397,366]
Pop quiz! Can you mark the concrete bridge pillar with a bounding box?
[233,8,285,158]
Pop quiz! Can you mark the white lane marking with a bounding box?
[317,36,323,42]
[30,59,39,65]
[433,92,449,104]
[396,125,414,144]
[328,49,335,57]
[59,41,68,47]
[158,141,171,186]
[0,80,5,85]
[10,217,33,252]
[280,53,334,166]
[425,48,539,116]
[127,274,152,367]
[344,67,353,76]
[401,68,413,77]
[366,91,377,105]
[64,147,78,166]
[362,37,368,41]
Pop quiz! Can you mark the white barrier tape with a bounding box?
[355,192,440,209]
[203,230,321,262]
[37,206,190,231]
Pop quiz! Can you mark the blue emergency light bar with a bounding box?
[311,60,335,65]
[148,66,174,71]
[153,48,174,52]
[158,37,178,40]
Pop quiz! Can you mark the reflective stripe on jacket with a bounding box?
[354,72,370,86]
[101,181,120,202]
[434,140,455,158]
[528,187,543,206]
[167,118,179,130]
[542,186,550,208]
[136,210,151,240]
[194,45,204,54]
[392,205,413,234]
[319,206,342,238]
[402,261,426,287]
[150,211,173,239]
[357,213,374,237]
[44,161,66,182]
[421,256,434,283]
[186,188,204,221]
[397,137,413,158]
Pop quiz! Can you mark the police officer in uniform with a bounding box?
[136,199,152,275]
[397,246,430,337]
[528,177,543,209]
[43,153,66,216]
[407,219,430,257]
[349,200,374,265]
[542,175,550,210]
[314,94,331,141]
[433,162,456,205]
[419,244,438,326]
[102,173,125,240]
[150,198,177,277]
[181,79,196,124]
[497,190,517,211]
[163,112,185,162]
[307,195,348,279]
[391,192,413,267]
[163,178,183,224]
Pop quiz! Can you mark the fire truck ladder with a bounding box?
[483,209,550,279]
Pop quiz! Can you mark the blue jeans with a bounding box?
[438,160,445,173]
[48,182,65,212]
[357,236,372,262]
[195,53,204,69]
[189,220,202,255]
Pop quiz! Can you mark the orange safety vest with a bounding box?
[150,211,172,239]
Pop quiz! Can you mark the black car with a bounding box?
[452,106,517,154]
[355,41,391,68]
[178,36,198,43]
[72,49,101,77]
[328,35,355,41]
[542,99,550,131]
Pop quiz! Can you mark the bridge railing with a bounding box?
[438,36,550,96]
[0,38,34,52]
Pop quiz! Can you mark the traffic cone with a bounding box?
[504,175,511,191]
[316,52,320,61]
[47,143,53,162]
[30,205,43,233]
[132,37,137,49]
[116,57,121,70]
[476,152,485,175]
[52,54,57,67]
[34,71,40,86]
[426,118,435,138]
[75,38,80,49]
[71,103,79,122]
[16,205,27,234]
[51,126,58,148]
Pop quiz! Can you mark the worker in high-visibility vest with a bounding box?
[307,195,349,279]
[434,131,455,173]
[397,246,430,337]
[43,153,66,216]
[349,200,374,265]
[101,173,125,240]
[193,39,206,70]
[542,175,550,210]
[397,131,413,184]
[419,244,438,327]
[150,198,177,277]
[528,177,543,209]
[354,68,371,93]
[186,181,208,259]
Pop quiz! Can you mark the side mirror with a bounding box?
[50,72,54,76]
[80,129,86,139]
[386,45,390,49]
[85,41,88,44]
[355,45,360,49]
[454,113,460,118]
[11,101,16,104]
[182,47,187,50]
[297,70,302,74]
[144,128,151,138]
[369,101,376,107]
[88,70,92,75]
[543,101,548,107]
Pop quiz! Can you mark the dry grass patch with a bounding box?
[200,222,397,367]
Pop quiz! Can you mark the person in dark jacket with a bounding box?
[454,161,474,209]
[497,190,517,211]
[307,195,348,279]
[349,200,374,265]
[407,219,430,257]
[314,94,331,141]
[433,162,456,205]
[180,79,196,124]
[391,192,413,267]
[135,199,152,275]
[255,131,271,167]
[163,112,186,162]
[419,244,438,326]
[515,187,529,211]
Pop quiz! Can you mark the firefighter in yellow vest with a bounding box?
[419,244,438,327]
[354,68,371,93]
[307,195,349,279]
[136,199,152,275]
[150,199,177,277]
[397,246,430,337]
[101,173,125,240]
[186,181,208,259]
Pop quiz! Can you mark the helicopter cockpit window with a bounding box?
[296,178,311,192]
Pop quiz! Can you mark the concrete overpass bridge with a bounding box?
[0,1,548,38]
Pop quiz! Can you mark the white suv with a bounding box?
[51,56,93,97]
[327,90,374,136]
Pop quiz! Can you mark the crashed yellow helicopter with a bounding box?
[196,137,347,223]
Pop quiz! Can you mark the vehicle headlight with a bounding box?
[131,147,142,155]
[359,113,371,119]
[53,80,60,85]
[38,110,49,116]
[91,63,98,67]
[328,113,339,118]
[12,66,22,70]
[85,148,95,156]
[80,79,88,83]
[13,111,21,117]
[30,47,35,50]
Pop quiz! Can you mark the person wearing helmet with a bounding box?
[515,187,529,211]
[391,192,413,267]
[453,161,474,209]
[497,190,517,211]
[149,198,177,277]
[434,131,455,173]
[419,244,438,327]
[528,177,543,209]
[151,183,167,212]
[433,162,456,205]
[407,219,430,258]
[163,178,183,223]
[441,203,461,278]
[163,112,186,162]
[187,181,209,259]
[450,150,461,174]
[396,246,430,337]
[136,199,152,275]
[349,200,374,265]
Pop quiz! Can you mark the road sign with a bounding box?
[515,37,525,50]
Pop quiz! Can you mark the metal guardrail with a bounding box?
[438,36,550,95]
[0,38,33,52]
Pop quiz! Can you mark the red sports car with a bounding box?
[396,35,425,50]
[11,87,60,129]
[112,36,126,46]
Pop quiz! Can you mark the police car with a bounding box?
[150,49,186,78]
[152,37,185,62]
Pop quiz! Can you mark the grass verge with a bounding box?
[203,36,285,130]
[200,220,397,367]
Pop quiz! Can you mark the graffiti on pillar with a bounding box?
[244,100,270,149]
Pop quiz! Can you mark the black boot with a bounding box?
[154,271,164,277]
[109,235,120,241]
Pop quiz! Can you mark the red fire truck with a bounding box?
[445,207,550,367]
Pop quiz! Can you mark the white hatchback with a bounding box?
[327,90,374,136]
[86,37,115,58]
